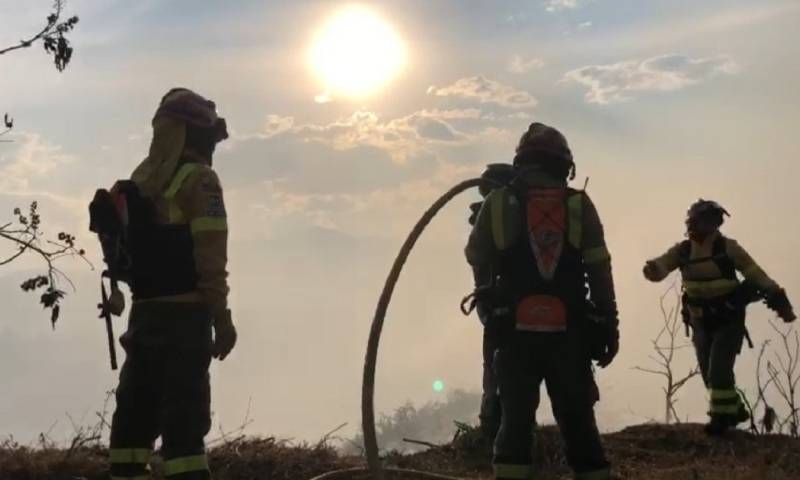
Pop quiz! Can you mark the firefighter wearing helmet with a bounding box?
[644,199,796,435]
[466,122,618,480]
[108,88,237,480]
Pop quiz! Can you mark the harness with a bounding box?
[677,236,754,347]
[486,185,587,333]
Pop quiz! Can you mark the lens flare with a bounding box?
[432,379,445,393]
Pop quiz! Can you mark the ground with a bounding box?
[2,423,799,479]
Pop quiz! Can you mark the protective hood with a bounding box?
[131,88,227,198]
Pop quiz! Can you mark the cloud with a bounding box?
[283,108,487,163]
[578,21,593,30]
[263,114,295,138]
[427,76,538,109]
[545,0,580,12]
[508,55,545,74]
[563,54,740,104]
[0,133,75,193]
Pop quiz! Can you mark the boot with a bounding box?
[704,414,730,436]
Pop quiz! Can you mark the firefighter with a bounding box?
[467,163,517,441]
[644,199,795,435]
[466,123,618,480]
[108,88,237,480]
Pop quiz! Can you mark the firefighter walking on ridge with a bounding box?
[466,123,619,480]
[104,88,237,480]
[643,199,795,435]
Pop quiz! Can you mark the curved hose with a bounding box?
[362,178,484,480]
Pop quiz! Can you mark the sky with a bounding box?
[1,0,799,445]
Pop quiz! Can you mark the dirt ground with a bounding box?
[2,423,799,480]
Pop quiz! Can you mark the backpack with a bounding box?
[89,180,156,285]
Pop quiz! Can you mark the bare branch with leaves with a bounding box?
[634,284,701,423]
[0,0,79,71]
[0,202,89,326]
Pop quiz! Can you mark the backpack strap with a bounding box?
[164,163,202,223]
[566,190,583,250]
[711,235,737,280]
[677,240,692,267]
[677,236,736,280]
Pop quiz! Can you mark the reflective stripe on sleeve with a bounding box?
[164,454,209,476]
[191,217,228,234]
[109,448,152,464]
[584,245,611,265]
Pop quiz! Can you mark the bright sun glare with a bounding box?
[309,5,406,100]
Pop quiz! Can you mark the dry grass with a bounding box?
[2,423,800,479]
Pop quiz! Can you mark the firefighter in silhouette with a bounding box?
[107,88,237,480]
[466,163,517,440]
[466,123,618,480]
[644,199,795,435]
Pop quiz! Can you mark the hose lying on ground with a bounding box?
[308,466,469,480]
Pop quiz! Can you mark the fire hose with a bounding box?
[311,177,489,480]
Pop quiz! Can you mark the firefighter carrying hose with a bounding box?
[105,88,237,480]
[466,122,619,480]
[644,199,795,435]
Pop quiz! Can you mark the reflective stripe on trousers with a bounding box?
[109,447,152,479]
[709,388,742,415]
[164,453,210,477]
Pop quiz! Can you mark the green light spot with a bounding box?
[433,380,445,392]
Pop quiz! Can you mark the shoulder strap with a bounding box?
[566,191,583,250]
[164,163,202,200]
[712,235,737,279]
[677,240,692,267]
[164,163,202,223]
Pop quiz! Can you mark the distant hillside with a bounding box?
[2,423,800,479]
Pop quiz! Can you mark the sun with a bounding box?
[309,5,407,100]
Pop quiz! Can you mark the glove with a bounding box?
[642,261,661,282]
[587,310,619,368]
[212,308,237,360]
[595,327,619,368]
[766,289,796,323]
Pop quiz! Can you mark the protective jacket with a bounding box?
[646,232,778,322]
[465,170,617,328]
[466,169,616,480]
[129,153,229,313]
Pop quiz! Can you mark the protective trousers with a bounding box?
[109,302,213,480]
[480,324,501,439]
[691,308,746,421]
[493,332,610,480]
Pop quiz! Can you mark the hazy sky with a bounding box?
[1,0,799,444]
